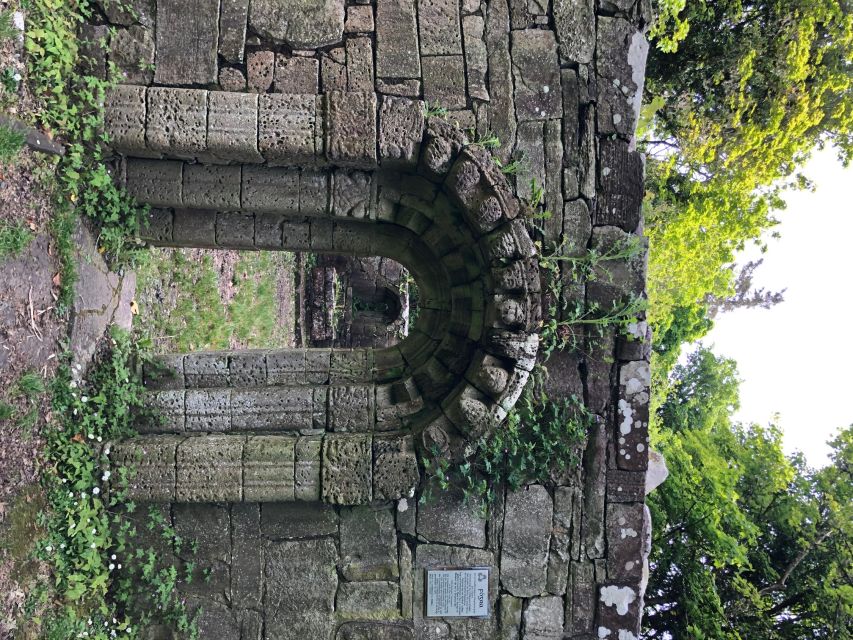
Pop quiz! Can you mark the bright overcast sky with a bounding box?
[694,147,853,467]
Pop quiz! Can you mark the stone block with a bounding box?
[337,582,400,618]
[484,0,516,163]
[587,226,646,314]
[109,25,154,85]
[422,55,467,110]
[346,37,374,93]
[328,384,374,432]
[266,349,305,384]
[345,5,374,33]
[219,0,249,63]
[231,503,263,608]
[606,502,646,583]
[400,540,414,616]
[340,506,399,580]
[96,0,155,27]
[139,208,173,245]
[372,435,420,502]
[241,166,300,214]
[322,434,372,504]
[261,502,338,538]
[231,387,313,430]
[337,623,414,640]
[511,29,561,121]
[105,85,147,154]
[616,361,651,472]
[182,164,241,210]
[500,484,552,597]
[265,538,338,640]
[228,351,267,386]
[606,469,646,504]
[249,0,345,48]
[595,17,647,137]
[171,209,217,247]
[321,48,348,92]
[553,0,594,64]
[138,390,185,433]
[243,436,296,501]
[247,50,275,93]
[185,388,231,431]
[275,55,320,94]
[109,435,180,501]
[146,88,208,158]
[376,78,422,97]
[154,0,219,85]
[500,595,523,640]
[332,170,372,217]
[596,138,644,231]
[219,66,247,91]
[567,561,595,635]
[523,596,563,640]
[463,15,489,101]
[207,91,263,163]
[597,584,642,640]
[176,435,243,502]
[125,159,182,208]
[143,354,185,391]
[184,352,229,387]
[295,436,323,500]
[216,213,255,248]
[547,487,572,595]
[417,488,487,547]
[174,504,231,563]
[418,0,462,55]
[299,169,331,215]
[375,0,421,79]
[581,418,607,560]
[378,96,425,169]
[259,93,319,164]
[330,349,372,383]
[326,91,378,169]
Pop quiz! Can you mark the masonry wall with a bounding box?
[93,0,656,638]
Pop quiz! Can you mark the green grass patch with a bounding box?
[0,122,25,163]
[0,219,33,260]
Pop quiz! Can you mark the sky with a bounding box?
[695,147,853,467]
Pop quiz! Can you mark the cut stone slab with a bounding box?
[295,436,323,500]
[375,0,421,79]
[522,596,563,640]
[146,88,208,158]
[207,92,263,163]
[553,0,594,65]
[176,435,243,502]
[606,501,646,583]
[219,0,249,63]
[336,581,400,618]
[417,0,462,56]
[249,0,345,48]
[108,435,180,502]
[346,37,374,93]
[241,166,301,214]
[345,5,374,33]
[379,96,425,168]
[125,159,182,207]
[247,50,275,93]
[274,55,320,94]
[340,507,399,581]
[500,484,552,597]
[261,502,338,538]
[511,29,561,121]
[567,561,595,635]
[463,15,489,101]
[322,433,372,504]
[96,0,155,27]
[243,436,296,501]
[499,595,522,640]
[596,138,644,231]
[105,83,147,155]
[336,623,414,640]
[109,25,154,85]
[417,488,487,547]
[484,0,516,163]
[231,503,263,608]
[259,93,319,164]
[422,55,467,110]
[373,435,420,502]
[326,91,378,169]
[154,0,219,85]
[182,164,242,210]
[265,538,338,640]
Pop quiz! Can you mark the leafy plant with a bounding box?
[0,121,25,162]
[16,371,46,398]
[0,9,19,42]
[496,157,523,175]
[423,101,448,118]
[0,219,33,259]
[467,130,501,150]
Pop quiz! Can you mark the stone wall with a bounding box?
[93,0,657,637]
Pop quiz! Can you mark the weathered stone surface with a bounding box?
[243,436,296,501]
[105,85,147,153]
[337,581,400,617]
[567,560,595,635]
[182,164,241,210]
[587,226,646,314]
[417,488,487,547]
[597,584,642,640]
[183,352,228,387]
[581,418,607,559]
[231,503,263,608]
[499,595,522,640]
[523,596,563,640]
[295,436,323,500]
[596,17,648,138]
[275,55,320,94]
[79,23,109,80]
[422,55,467,110]
[170,209,217,247]
[375,0,421,79]
[340,507,399,581]
[373,435,420,501]
[219,66,247,92]
[418,0,462,55]
[616,360,651,471]
[231,386,313,430]
[378,96,424,169]
[96,0,155,27]
[109,435,180,502]
[249,0,345,48]
[646,449,668,495]
[184,388,231,431]
[326,91,378,169]
[176,435,243,502]
[607,469,646,504]
[501,484,552,597]
[399,540,414,617]
[154,0,219,85]
[514,120,544,202]
[345,5,374,33]
[553,0,594,65]
[125,159,182,207]
[322,47,348,92]
[547,487,572,595]
[247,50,275,93]
[377,78,422,98]
[240,166,302,214]
[485,0,516,162]
[511,29,561,121]
[606,501,646,583]
[336,623,414,640]
[463,15,489,101]
[262,502,338,538]
[259,93,319,164]
[596,138,644,231]
[146,88,207,158]
[219,0,249,63]
[322,433,372,504]
[328,384,374,431]
[110,25,154,85]
[346,37,374,92]
[265,538,338,640]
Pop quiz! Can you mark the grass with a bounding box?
[0,219,33,259]
[16,371,46,397]
[134,248,295,352]
[0,122,25,163]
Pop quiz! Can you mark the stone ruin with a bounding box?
[93,0,657,637]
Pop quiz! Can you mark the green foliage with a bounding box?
[0,9,18,42]
[16,371,46,398]
[0,122,25,162]
[32,327,196,638]
[422,371,592,513]
[25,0,146,263]
[646,347,853,639]
[643,0,853,364]
[423,102,448,118]
[0,219,33,259]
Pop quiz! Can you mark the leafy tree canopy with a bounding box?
[647,347,853,639]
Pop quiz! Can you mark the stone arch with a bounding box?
[109,100,542,505]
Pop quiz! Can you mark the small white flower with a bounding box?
[92,528,97,534]
[81,396,88,403]
[68,492,74,498]
[45,545,53,552]
[90,543,97,549]
[117,563,122,569]
[96,436,102,443]
[102,471,111,481]
[92,487,100,495]
[80,491,87,497]
[60,543,66,549]
[109,563,115,570]
[104,446,111,456]
[73,409,78,416]
[88,433,94,439]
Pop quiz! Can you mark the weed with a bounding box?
[0,122,25,162]
[0,66,18,93]
[468,130,501,150]
[0,401,13,420]
[0,9,18,42]
[496,158,523,175]
[424,101,448,118]
[529,178,546,209]
[0,219,33,259]
[16,371,46,398]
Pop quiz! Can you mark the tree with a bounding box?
[642,0,853,365]
[646,347,853,639]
